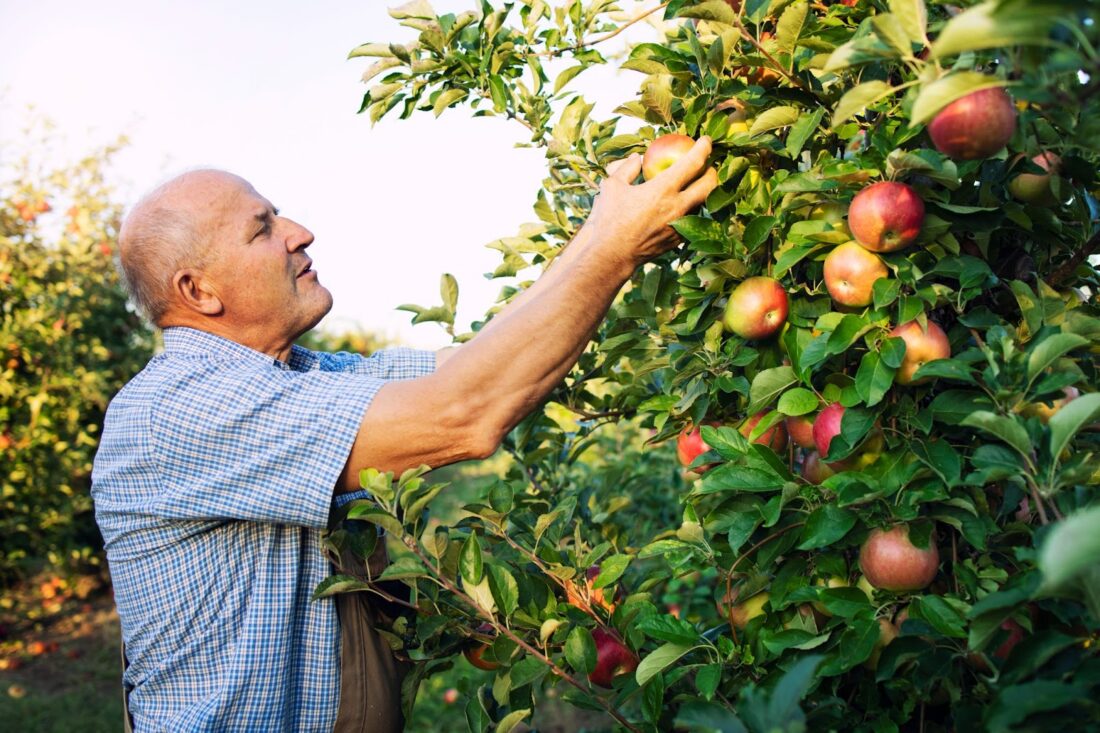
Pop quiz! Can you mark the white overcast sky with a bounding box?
[0,0,662,348]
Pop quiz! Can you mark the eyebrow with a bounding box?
[249,207,280,233]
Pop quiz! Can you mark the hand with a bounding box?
[582,136,718,271]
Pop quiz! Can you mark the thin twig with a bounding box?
[539,2,671,57]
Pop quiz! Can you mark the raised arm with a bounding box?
[338,139,717,489]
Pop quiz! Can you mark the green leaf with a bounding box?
[1038,506,1100,593]
[831,81,895,130]
[910,72,1010,126]
[910,596,967,638]
[986,680,1088,731]
[696,663,722,700]
[696,465,786,494]
[910,358,977,385]
[487,565,519,617]
[748,366,799,414]
[825,315,872,358]
[565,626,597,675]
[1027,333,1088,384]
[798,505,857,550]
[930,390,995,425]
[775,1,808,55]
[674,701,748,733]
[636,642,693,685]
[912,440,961,488]
[496,710,531,733]
[637,615,701,645]
[778,388,818,416]
[931,0,1060,60]
[673,215,725,243]
[818,616,879,674]
[592,554,630,590]
[460,533,484,585]
[889,0,928,45]
[345,504,403,535]
[432,88,468,117]
[750,106,801,137]
[311,574,373,601]
[1048,393,1100,464]
[553,65,587,94]
[960,411,1032,459]
[854,351,896,407]
[785,108,824,159]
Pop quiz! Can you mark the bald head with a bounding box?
[118,169,245,324]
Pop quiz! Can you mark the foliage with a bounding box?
[295,321,393,355]
[0,133,154,581]
[339,1,1100,730]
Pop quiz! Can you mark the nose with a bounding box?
[282,217,314,252]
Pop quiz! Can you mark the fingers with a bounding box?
[662,136,714,190]
[681,167,719,210]
[605,153,642,183]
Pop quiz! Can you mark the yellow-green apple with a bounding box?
[859,525,939,591]
[857,575,875,600]
[589,628,639,688]
[824,241,889,307]
[808,201,851,236]
[800,451,835,484]
[812,576,849,616]
[740,411,788,452]
[642,134,696,181]
[848,181,925,252]
[1008,151,1062,205]
[723,276,788,340]
[786,415,816,449]
[718,590,769,629]
[1021,386,1080,423]
[890,320,950,385]
[928,87,1017,160]
[865,618,900,670]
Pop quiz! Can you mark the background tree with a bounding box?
[334,1,1100,730]
[0,128,153,582]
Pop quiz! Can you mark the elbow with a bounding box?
[438,394,504,462]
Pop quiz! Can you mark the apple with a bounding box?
[740,411,788,452]
[848,182,925,253]
[808,201,851,236]
[565,565,617,613]
[642,134,696,181]
[786,415,816,449]
[1008,151,1062,204]
[800,451,835,485]
[442,688,459,704]
[890,320,950,386]
[856,575,875,600]
[812,403,846,458]
[677,424,718,470]
[928,87,1017,160]
[589,628,639,688]
[1021,386,1079,423]
[717,98,748,123]
[824,241,889,307]
[718,590,769,629]
[859,525,940,592]
[865,618,900,670]
[463,623,501,671]
[723,276,788,340]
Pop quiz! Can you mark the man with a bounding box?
[92,140,716,731]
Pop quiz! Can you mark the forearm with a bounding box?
[436,228,633,440]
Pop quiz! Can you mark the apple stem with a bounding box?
[1028,483,1051,525]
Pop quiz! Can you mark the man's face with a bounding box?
[197,174,333,340]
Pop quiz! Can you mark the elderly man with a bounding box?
[92,140,715,732]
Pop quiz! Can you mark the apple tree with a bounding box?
[331,1,1100,730]
[0,131,153,581]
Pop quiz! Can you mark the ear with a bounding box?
[171,268,224,316]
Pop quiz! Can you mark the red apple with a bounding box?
[642,134,696,181]
[890,320,950,386]
[786,415,816,449]
[589,628,639,688]
[859,525,940,591]
[800,451,835,485]
[442,688,459,704]
[676,423,723,472]
[723,277,788,340]
[848,182,925,253]
[1008,151,1062,204]
[463,623,501,671]
[740,411,788,452]
[824,241,889,307]
[928,87,1017,160]
[812,403,846,457]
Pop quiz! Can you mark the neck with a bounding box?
[159,314,297,362]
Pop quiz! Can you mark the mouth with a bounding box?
[297,262,315,278]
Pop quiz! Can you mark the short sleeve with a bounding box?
[311,347,437,380]
[150,364,383,528]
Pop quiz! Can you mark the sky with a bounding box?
[0,0,661,348]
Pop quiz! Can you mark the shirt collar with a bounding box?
[162,327,310,371]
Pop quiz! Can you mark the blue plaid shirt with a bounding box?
[92,327,436,732]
